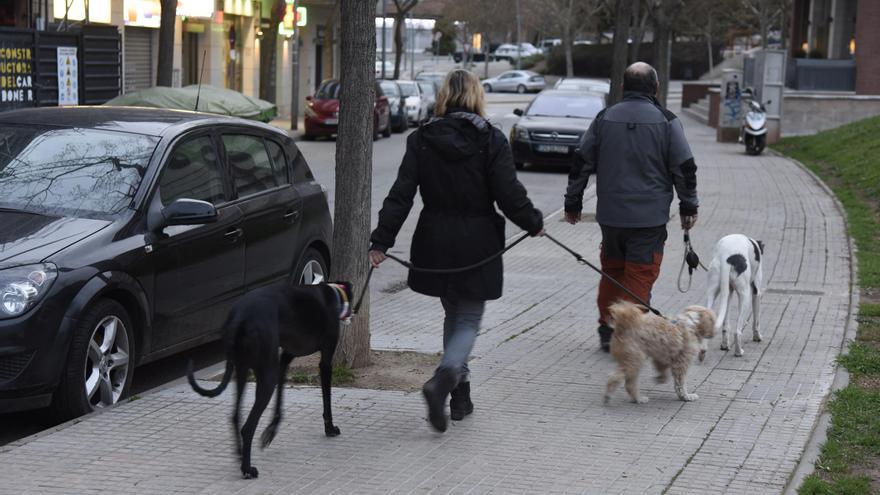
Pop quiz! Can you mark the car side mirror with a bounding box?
[305,95,313,102]
[513,108,524,116]
[160,199,218,227]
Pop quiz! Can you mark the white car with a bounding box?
[395,80,427,124]
[538,39,562,53]
[554,77,611,94]
[375,60,394,78]
[492,43,540,62]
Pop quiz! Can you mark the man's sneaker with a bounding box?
[598,325,613,353]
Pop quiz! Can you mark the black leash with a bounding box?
[677,230,708,293]
[352,233,530,315]
[543,233,664,317]
[352,231,664,318]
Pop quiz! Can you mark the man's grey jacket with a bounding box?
[565,92,699,228]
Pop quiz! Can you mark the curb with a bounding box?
[770,148,861,494]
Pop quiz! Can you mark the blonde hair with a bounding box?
[435,69,486,118]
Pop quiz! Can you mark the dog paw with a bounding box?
[680,393,699,402]
[325,425,341,437]
[241,466,259,479]
[734,349,744,357]
[720,343,729,351]
[632,396,649,404]
[655,374,668,384]
[698,349,707,363]
[753,334,763,342]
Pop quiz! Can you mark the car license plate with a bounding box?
[536,144,569,154]
[325,118,338,125]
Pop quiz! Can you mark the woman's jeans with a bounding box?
[438,294,486,384]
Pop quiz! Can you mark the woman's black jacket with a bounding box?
[369,109,543,301]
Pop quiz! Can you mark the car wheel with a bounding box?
[382,119,392,138]
[515,162,525,170]
[483,84,492,93]
[302,133,316,141]
[52,299,135,420]
[296,248,328,285]
[516,84,526,94]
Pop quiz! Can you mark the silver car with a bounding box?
[481,70,546,94]
[396,80,427,124]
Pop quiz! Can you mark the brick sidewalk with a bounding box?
[0,115,853,494]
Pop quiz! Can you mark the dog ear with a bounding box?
[757,240,765,254]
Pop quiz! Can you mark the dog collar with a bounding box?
[328,283,352,321]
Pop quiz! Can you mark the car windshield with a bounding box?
[316,80,341,99]
[380,81,399,97]
[558,80,608,92]
[398,82,417,97]
[0,126,158,218]
[526,94,605,119]
[418,83,435,95]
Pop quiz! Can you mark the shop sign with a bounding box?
[178,0,216,19]
[57,47,79,107]
[278,4,306,36]
[124,0,161,28]
[0,42,35,110]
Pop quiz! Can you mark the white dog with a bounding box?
[705,234,764,357]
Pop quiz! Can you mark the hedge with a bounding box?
[545,42,723,80]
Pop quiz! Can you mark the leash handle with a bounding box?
[544,233,664,317]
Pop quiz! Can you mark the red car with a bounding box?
[303,79,391,140]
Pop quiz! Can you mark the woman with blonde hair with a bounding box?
[369,69,544,432]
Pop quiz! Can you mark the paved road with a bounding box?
[0,93,854,494]
[0,93,561,446]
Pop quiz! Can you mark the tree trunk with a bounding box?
[609,0,633,104]
[628,0,649,64]
[483,35,491,78]
[652,24,670,106]
[563,24,574,77]
[332,0,376,369]
[156,0,176,87]
[393,13,405,79]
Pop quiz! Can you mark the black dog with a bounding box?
[187,281,353,479]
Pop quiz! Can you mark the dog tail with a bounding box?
[187,359,233,398]
[607,300,646,335]
[186,312,240,398]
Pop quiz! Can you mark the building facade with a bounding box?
[789,0,879,94]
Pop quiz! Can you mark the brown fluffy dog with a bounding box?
[604,301,716,404]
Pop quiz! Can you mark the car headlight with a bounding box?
[305,102,317,117]
[512,125,529,141]
[0,264,58,319]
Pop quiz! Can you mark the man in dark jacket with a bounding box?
[564,62,699,352]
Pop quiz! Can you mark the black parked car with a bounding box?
[509,90,606,169]
[0,107,332,418]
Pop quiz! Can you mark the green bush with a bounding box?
[519,54,545,70]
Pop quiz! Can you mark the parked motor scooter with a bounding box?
[740,88,767,155]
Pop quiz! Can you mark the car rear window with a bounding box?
[527,94,605,119]
[0,126,158,218]
[316,80,341,99]
[380,81,399,97]
[398,82,417,97]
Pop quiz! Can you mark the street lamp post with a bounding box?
[381,0,387,79]
[290,0,300,130]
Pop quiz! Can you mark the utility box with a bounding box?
[717,69,743,143]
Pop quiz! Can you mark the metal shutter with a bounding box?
[123,27,153,93]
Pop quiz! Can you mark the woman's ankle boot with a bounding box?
[449,381,474,420]
[422,368,457,432]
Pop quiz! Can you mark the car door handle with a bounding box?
[224,227,243,241]
[283,210,300,221]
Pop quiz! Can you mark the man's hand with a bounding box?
[565,211,582,225]
[681,214,698,230]
[368,250,386,268]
